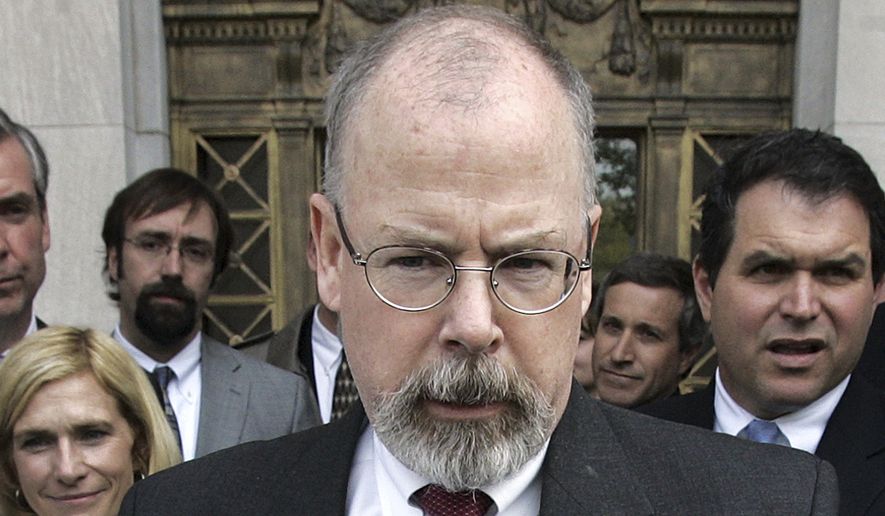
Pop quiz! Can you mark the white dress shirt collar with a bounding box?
[113,324,203,460]
[713,367,849,453]
[311,306,345,424]
[113,324,201,379]
[347,424,547,515]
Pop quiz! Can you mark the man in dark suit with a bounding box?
[238,233,356,423]
[121,6,838,514]
[102,168,319,461]
[856,303,885,390]
[643,129,885,515]
[0,108,50,356]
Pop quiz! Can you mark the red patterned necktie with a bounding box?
[414,484,494,516]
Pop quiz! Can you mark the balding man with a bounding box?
[0,108,50,356]
[121,6,837,514]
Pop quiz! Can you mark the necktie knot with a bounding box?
[414,484,493,516]
[153,366,174,389]
[739,419,791,447]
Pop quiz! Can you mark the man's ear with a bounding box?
[580,204,603,316]
[41,206,50,253]
[693,258,713,323]
[874,273,885,304]
[108,246,119,282]
[310,193,344,312]
[679,343,704,376]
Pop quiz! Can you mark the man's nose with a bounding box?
[438,270,503,354]
[609,332,635,363]
[160,245,184,277]
[780,273,821,322]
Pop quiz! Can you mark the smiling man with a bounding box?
[644,129,885,515]
[120,7,837,515]
[0,108,50,355]
[102,168,318,461]
[591,253,705,408]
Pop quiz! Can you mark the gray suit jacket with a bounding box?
[121,382,838,514]
[194,335,321,457]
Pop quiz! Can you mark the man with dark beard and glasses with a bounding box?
[102,168,319,462]
[121,6,837,515]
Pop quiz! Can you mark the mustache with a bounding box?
[139,279,196,303]
[396,354,535,408]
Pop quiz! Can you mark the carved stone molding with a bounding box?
[165,18,310,44]
[546,0,618,22]
[650,17,796,41]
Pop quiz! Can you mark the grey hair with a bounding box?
[323,4,596,214]
[0,108,49,210]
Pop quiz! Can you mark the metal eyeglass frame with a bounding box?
[333,206,593,315]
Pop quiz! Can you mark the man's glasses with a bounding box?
[124,235,215,266]
[335,208,592,315]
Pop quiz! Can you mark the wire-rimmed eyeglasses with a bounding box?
[334,207,592,315]
[123,236,215,266]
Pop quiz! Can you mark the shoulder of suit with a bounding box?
[231,330,274,351]
[203,333,312,386]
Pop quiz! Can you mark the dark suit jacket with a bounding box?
[121,382,837,515]
[237,307,314,378]
[236,306,322,408]
[856,303,885,391]
[642,375,885,515]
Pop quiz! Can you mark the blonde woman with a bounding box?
[0,327,180,515]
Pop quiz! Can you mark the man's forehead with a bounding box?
[128,201,217,235]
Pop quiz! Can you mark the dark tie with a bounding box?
[738,419,791,447]
[413,484,494,516]
[331,351,359,421]
[151,366,182,452]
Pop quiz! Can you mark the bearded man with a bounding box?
[120,6,836,514]
[103,168,318,461]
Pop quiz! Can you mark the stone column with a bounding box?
[0,0,168,329]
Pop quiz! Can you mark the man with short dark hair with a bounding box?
[103,168,319,461]
[0,108,50,355]
[121,7,837,514]
[644,128,885,515]
[591,253,705,408]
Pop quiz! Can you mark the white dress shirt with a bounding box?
[347,425,547,515]
[114,325,203,461]
[310,307,344,424]
[713,367,849,454]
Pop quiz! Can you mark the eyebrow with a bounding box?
[14,420,113,440]
[375,224,567,257]
[741,250,868,270]
[133,230,213,247]
[0,192,37,208]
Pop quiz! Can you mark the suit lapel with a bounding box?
[195,336,249,457]
[267,306,313,381]
[540,383,653,515]
[816,375,885,514]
